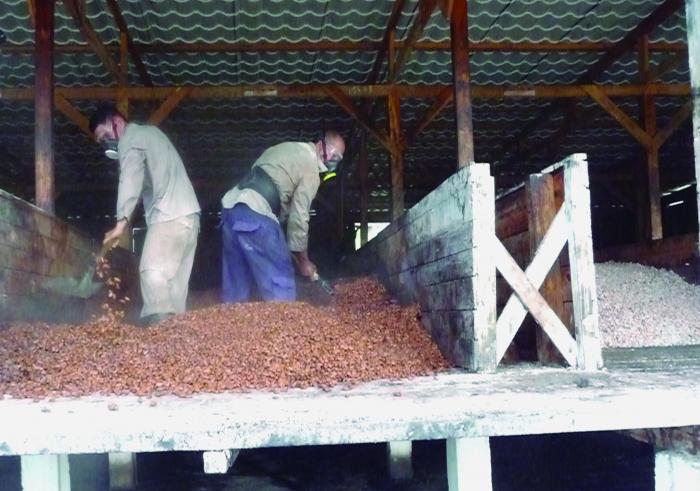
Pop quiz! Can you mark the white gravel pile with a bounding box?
[596,261,700,348]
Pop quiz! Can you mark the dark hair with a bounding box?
[89,103,125,134]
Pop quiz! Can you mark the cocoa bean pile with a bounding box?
[0,277,450,399]
[597,261,700,348]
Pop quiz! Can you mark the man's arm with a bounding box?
[104,147,145,246]
[287,172,320,277]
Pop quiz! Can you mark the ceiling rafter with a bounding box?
[61,0,125,85]
[390,0,441,83]
[1,40,688,55]
[104,0,152,87]
[505,0,685,170]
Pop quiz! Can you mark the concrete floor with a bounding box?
[0,431,654,491]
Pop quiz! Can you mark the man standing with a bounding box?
[221,131,345,302]
[89,104,201,325]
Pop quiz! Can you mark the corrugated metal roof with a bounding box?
[0,0,694,222]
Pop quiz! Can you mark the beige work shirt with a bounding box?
[117,123,200,226]
[221,142,326,252]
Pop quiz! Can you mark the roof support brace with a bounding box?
[506,0,684,171]
[62,0,125,85]
[105,0,152,87]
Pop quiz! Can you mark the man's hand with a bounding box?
[291,251,317,278]
[103,218,128,248]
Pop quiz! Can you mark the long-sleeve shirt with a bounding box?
[116,123,200,225]
[221,141,327,252]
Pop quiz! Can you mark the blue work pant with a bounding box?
[221,204,296,302]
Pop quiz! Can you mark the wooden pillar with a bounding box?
[359,133,370,246]
[468,164,497,372]
[450,0,475,168]
[686,0,700,250]
[34,0,55,214]
[387,440,413,480]
[108,452,137,489]
[446,437,492,491]
[639,35,663,240]
[337,164,345,243]
[117,31,129,118]
[565,154,603,371]
[202,449,239,474]
[526,173,568,364]
[388,90,404,220]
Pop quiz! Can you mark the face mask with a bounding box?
[102,139,119,160]
[324,155,342,172]
[321,139,343,172]
[101,121,119,160]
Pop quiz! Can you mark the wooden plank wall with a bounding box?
[0,189,98,322]
[495,169,574,363]
[346,164,496,370]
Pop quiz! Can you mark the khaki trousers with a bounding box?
[139,213,200,318]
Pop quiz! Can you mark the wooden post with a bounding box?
[467,164,497,371]
[21,454,71,491]
[526,173,568,364]
[117,31,129,118]
[359,133,369,246]
[639,35,663,240]
[446,437,492,491]
[387,441,413,480]
[388,89,404,220]
[686,0,700,251]
[564,154,603,370]
[34,0,54,214]
[108,452,137,489]
[450,0,475,168]
[202,449,239,474]
[337,163,345,243]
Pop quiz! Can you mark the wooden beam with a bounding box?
[323,86,396,154]
[105,0,152,87]
[367,0,407,84]
[438,0,455,21]
[450,0,474,168]
[35,0,54,214]
[508,0,684,170]
[493,234,577,367]
[495,205,569,364]
[564,154,603,371]
[405,86,453,146]
[1,40,689,55]
[583,84,653,149]
[391,0,440,82]
[358,133,369,246]
[0,83,690,102]
[26,0,36,29]
[62,0,125,85]
[527,173,568,365]
[54,93,91,138]
[388,89,404,219]
[639,36,663,241]
[117,32,129,118]
[147,87,192,125]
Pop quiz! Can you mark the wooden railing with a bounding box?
[492,154,603,371]
[346,154,602,372]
